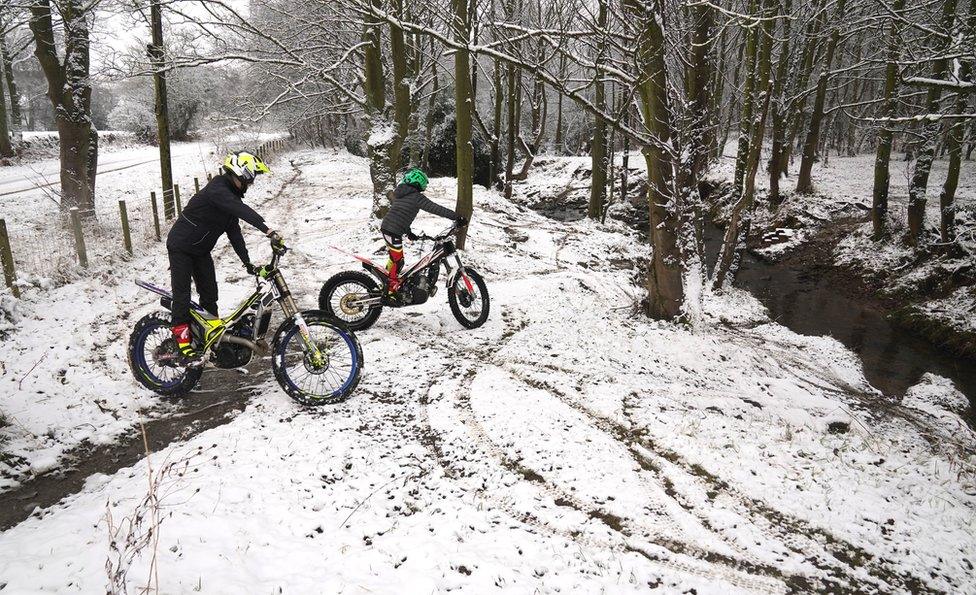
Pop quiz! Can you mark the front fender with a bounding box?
[270,310,355,351]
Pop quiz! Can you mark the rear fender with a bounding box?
[136,279,205,313]
[361,261,388,281]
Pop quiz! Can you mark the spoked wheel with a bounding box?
[448,268,490,329]
[272,311,363,406]
[127,312,203,396]
[319,271,383,331]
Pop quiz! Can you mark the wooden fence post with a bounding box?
[175,184,182,214]
[70,208,88,268]
[194,177,200,193]
[0,219,19,298]
[150,191,161,241]
[119,200,133,255]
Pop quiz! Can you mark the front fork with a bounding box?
[447,254,475,294]
[275,271,327,367]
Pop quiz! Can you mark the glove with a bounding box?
[405,229,419,241]
[244,262,257,276]
[455,215,468,228]
[267,230,286,251]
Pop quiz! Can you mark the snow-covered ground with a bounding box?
[0,149,974,592]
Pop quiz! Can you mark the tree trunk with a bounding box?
[363,0,394,219]
[149,0,175,219]
[685,0,715,180]
[503,63,521,200]
[453,0,474,249]
[29,0,98,215]
[0,32,21,144]
[421,66,438,171]
[719,31,747,158]
[490,59,503,188]
[937,0,974,244]
[871,0,905,240]
[554,53,565,152]
[588,0,608,219]
[781,0,827,174]
[389,0,411,173]
[732,0,759,196]
[0,59,12,158]
[709,25,728,161]
[768,0,792,207]
[907,0,958,245]
[796,0,846,194]
[634,0,690,320]
[620,108,631,205]
[714,0,775,290]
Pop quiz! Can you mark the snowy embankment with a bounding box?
[0,150,974,592]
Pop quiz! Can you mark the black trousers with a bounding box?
[168,249,218,326]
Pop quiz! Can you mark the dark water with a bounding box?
[709,230,976,425]
[737,256,975,403]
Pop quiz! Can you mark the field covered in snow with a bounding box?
[0,149,974,593]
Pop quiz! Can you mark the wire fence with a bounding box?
[0,138,289,296]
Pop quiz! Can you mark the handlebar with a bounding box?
[414,221,462,243]
[252,238,289,281]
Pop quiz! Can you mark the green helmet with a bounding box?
[402,168,428,191]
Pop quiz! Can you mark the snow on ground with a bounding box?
[0,150,974,592]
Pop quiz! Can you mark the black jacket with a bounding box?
[380,183,457,235]
[166,174,269,262]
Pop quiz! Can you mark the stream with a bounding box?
[731,248,976,426]
[701,215,976,427]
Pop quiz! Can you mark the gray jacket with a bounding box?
[380,183,458,235]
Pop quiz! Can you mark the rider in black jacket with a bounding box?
[166,151,281,364]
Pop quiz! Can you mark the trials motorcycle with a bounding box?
[319,222,489,332]
[128,240,363,405]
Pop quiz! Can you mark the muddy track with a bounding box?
[0,367,270,531]
[393,303,938,593]
[451,362,800,593]
[506,367,939,594]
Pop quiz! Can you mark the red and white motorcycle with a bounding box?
[319,222,489,331]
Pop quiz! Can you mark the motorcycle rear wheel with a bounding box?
[128,312,203,397]
[319,271,383,331]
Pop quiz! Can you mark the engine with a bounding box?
[409,262,441,305]
[211,313,255,369]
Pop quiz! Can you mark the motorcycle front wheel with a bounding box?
[448,268,490,329]
[271,311,363,406]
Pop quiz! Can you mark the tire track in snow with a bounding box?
[392,309,793,592]
[507,366,937,594]
[393,303,935,593]
[412,363,785,593]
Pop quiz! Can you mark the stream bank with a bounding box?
[530,186,975,426]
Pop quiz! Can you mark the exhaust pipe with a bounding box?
[221,334,269,356]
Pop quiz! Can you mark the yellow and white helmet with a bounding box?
[223,151,270,183]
